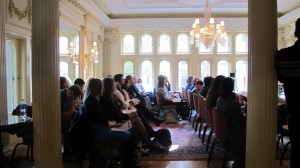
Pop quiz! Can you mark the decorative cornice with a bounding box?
[104,28,120,42]
[8,0,32,24]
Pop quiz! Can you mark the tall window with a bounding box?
[200,61,210,80]
[176,34,190,54]
[217,60,229,77]
[141,60,153,92]
[74,35,80,55]
[159,60,171,82]
[158,34,171,54]
[6,42,17,112]
[140,34,153,54]
[178,61,188,90]
[217,34,230,54]
[124,61,134,77]
[122,34,135,54]
[60,62,69,77]
[235,33,248,53]
[236,60,247,92]
[59,36,68,55]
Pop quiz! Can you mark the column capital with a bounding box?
[104,27,120,43]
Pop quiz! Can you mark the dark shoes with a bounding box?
[152,116,166,126]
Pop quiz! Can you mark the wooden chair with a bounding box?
[11,105,33,162]
[207,107,229,167]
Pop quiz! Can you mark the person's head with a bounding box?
[193,77,200,85]
[157,75,166,87]
[220,77,235,97]
[125,75,134,84]
[295,18,300,38]
[187,76,194,84]
[103,78,116,95]
[203,76,214,87]
[137,78,143,84]
[114,74,124,85]
[84,78,103,101]
[66,85,82,101]
[123,78,130,89]
[74,78,85,92]
[60,76,68,90]
[196,80,204,90]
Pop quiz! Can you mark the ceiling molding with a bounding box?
[109,18,247,31]
[278,7,300,26]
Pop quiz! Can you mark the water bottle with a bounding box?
[20,99,27,122]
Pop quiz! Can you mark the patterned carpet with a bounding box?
[141,120,226,161]
[3,118,290,167]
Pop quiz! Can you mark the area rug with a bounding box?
[141,120,226,161]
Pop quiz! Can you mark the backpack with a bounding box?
[68,107,94,160]
[153,128,172,150]
[159,109,178,124]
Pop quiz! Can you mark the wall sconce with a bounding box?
[66,42,79,64]
[85,41,99,64]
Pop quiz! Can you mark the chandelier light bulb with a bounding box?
[93,41,97,46]
[209,18,214,24]
[91,48,95,53]
[195,18,200,24]
[220,21,225,27]
[69,42,74,47]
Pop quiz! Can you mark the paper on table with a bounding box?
[172,98,181,103]
[122,109,136,114]
[111,120,132,131]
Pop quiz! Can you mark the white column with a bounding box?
[0,0,9,149]
[79,25,88,79]
[32,0,62,167]
[247,0,277,167]
[104,27,120,76]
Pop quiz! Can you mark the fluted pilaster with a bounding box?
[247,0,277,167]
[32,0,62,167]
[104,28,120,76]
[0,0,9,149]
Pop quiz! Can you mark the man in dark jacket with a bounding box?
[276,18,300,168]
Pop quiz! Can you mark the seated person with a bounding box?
[200,76,213,98]
[216,77,246,168]
[83,78,140,168]
[60,85,82,156]
[192,80,204,94]
[185,76,194,90]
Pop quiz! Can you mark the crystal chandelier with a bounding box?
[85,41,99,64]
[66,42,79,64]
[189,0,226,48]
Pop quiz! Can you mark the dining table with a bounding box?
[0,115,33,167]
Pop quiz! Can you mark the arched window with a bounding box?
[124,61,134,77]
[158,34,171,54]
[217,34,230,54]
[200,61,210,80]
[236,60,248,92]
[6,42,17,112]
[74,35,80,55]
[60,62,69,77]
[159,60,171,81]
[235,33,248,53]
[176,34,190,53]
[141,60,153,92]
[217,60,229,77]
[178,61,188,90]
[122,34,135,54]
[141,34,153,54]
[59,36,68,55]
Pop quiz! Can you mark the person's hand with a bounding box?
[108,120,117,127]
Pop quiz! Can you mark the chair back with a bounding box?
[198,95,205,120]
[181,87,186,100]
[12,104,33,118]
[192,93,199,114]
[187,90,194,109]
[205,100,214,131]
[155,91,162,107]
[212,107,228,140]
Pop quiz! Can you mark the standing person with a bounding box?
[276,18,300,168]
[74,78,85,106]
[60,85,82,158]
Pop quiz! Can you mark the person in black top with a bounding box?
[200,76,213,98]
[60,85,81,156]
[276,18,300,168]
